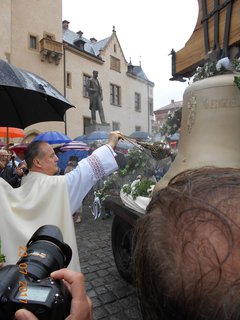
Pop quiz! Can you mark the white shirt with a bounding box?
[65,144,118,213]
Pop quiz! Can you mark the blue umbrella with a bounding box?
[84,131,109,145]
[57,150,88,173]
[169,132,180,141]
[74,135,88,143]
[129,131,152,141]
[32,131,71,144]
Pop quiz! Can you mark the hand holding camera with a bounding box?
[15,269,93,320]
[16,161,29,177]
[0,225,93,320]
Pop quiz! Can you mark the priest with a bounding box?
[0,131,123,272]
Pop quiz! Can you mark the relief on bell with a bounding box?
[187,93,197,133]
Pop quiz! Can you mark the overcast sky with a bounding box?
[62,0,199,110]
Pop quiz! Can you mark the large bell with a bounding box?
[154,73,240,192]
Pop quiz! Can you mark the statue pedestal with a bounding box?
[85,122,111,134]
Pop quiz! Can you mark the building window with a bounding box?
[29,35,37,50]
[110,84,121,106]
[83,74,91,97]
[66,72,72,88]
[135,92,141,112]
[114,44,117,53]
[112,121,120,131]
[135,126,141,131]
[110,56,120,72]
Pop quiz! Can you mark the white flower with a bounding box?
[147,184,155,196]
[216,57,233,71]
[131,179,141,189]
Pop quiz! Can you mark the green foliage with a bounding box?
[193,60,218,82]
[122,184,132,195]
[161,107,182,136]
[123,178,155,200]
[192,57,240,84]
[0,254,5,263]
[95,172,122,201]
[120,148,154,177]
[234,76,240,89]
[0,240,5,262]
[96,148,156,202]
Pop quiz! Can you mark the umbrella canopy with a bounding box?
[74,135,87,143]
[9,143,29,153]
[9,143,29,160]
[169,132,180,141]
[57,150,89,173]
[129,131,152,141]
[0,127,25,139]
[84,131,109,145]
[60,141,89,152]
[0,59,74,129]
[32,131,71,144]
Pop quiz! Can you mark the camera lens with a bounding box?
[17,225,72,280]
[22,167,29,174]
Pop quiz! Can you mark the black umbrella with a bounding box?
[0,59,75,129]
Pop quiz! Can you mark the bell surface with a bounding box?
[154,73,240,192]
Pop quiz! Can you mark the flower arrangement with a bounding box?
[122,177,155,200]
[94,147,156,202]
[193,57,240,88]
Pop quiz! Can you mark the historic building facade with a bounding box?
[0,0,154,140]
[154,99,182,131]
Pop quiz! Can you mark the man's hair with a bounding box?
[25,141,46,169]
[133,167,240,320]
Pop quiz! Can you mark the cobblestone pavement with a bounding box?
[74,204,143,320]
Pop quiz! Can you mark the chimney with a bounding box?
[77,31,83,38]
[62,20,70,29]
[90,37,97,43]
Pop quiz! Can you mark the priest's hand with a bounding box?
[107,131,124,149]
[14,269,93,320]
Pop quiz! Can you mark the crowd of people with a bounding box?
[0,148,28,187]
[2,131,240,320]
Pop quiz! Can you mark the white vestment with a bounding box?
[0,145,118,272]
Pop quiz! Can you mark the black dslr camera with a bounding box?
[0,225,72,320]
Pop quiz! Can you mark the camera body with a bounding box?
[0,225,72,319]
[22,167,29,175]
[0,265,71,320]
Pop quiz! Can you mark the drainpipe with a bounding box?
[63,47,67,135]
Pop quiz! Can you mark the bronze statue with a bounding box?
[87,70,106,124]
